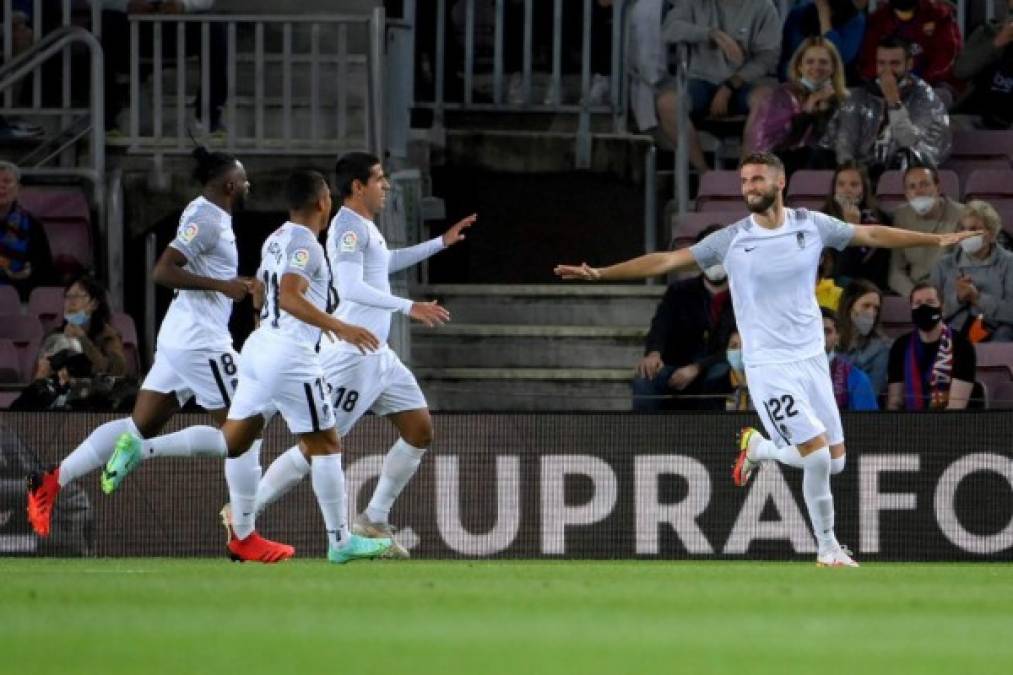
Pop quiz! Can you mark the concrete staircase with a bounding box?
[411,284,664,411]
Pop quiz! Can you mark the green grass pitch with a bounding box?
[3,559,1012,675]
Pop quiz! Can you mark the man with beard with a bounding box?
[28,148,257,536]
[555,152,974,567]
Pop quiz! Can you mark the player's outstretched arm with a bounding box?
[554,248,699,282]
[849,225,978,250]
[387,213,477,273]
[278,273,379,353]
[153,247,249,301]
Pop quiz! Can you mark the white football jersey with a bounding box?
[157,196,238,351]
[255,221,330,347]
[690,208,854,367]
[326,207,412,354]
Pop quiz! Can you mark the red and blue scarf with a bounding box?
[0,202,33,275]
[904,325,954,410]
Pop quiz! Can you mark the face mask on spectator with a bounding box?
[799,77,827,92]
[726,349,743,373]
[911,304,942,332]
[826,350,836,364]
[703,264,727,283]
[852,311,876,337]
[908,196,936,216]
[959,234,985,255]
[834,193,860,210]
[64,311,89,326]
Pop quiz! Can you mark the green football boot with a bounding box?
[101,432,142,494]
[327,534,392,564]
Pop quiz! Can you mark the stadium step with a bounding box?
[414,367,632,411]
[411,323,646,369]
[417,284,664,327]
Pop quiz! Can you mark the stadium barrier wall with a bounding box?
[2,411,1012,561]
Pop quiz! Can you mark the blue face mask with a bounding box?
[64,311,89,326]
[726,349,744,373]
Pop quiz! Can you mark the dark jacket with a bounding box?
[858,0,963,88]
[644,276,735,372]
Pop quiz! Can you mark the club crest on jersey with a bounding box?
[339,230,358,253]
[179,223,199,243]
[291,248,310,269]
[796,232,805,249]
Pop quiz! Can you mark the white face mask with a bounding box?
[799,76,826,92]
[908,195,936,216]
[959,233,986,255]
[834,193,859,210]
[703,264,727,283]
[826,350,836,364]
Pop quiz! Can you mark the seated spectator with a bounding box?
[953,0,1013,129]
[858,0,962,89]
[723,329,751,411]
[823,161,892,289]
[816,248,843,310]
[837,279,892,395]
[822,36,951,176]
[657,0,780,173]
[823,307,878,411]
[632,227,735,411]
[750,36,844,174]
[779,0,867,79]
[888,165,964,296]
[0,161,55,300]
[930,200,1013,342]
[45,275,127,378]
[101,1,225,133]
[887,282,975,410]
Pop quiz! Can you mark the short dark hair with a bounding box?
[334,152,380,199]
[191,146,238,186]
[739,152,785,174]
[909,281,940,303]
[286,169,329,212]
[903,163,939,185]
[821,306,838,326]
[877,35,913,58]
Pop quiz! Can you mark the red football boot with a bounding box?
[220,503,294,563]
[27,466,61,537]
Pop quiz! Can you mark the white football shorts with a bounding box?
[141,344,240,410]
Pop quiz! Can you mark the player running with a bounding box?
[555,153,975,568]
[27,147,258,537]
[251,151,472,558]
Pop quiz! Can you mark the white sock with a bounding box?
[225,442,260,540]
[311,453,350,550]
[748,437,804,469]
[142,426,228,460]
[255,445,310,515]
[365,438,426,524]
[800,446,838,554]
[59,418,139,486]
[830,454,846,475]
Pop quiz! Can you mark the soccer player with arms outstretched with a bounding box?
[252,152,472,558]
[555,153,976,567]
[27,147,258,536]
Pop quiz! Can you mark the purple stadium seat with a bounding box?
[0,390,21,409]
[950,130,1013,162]
[879,296,912,339]
[670,212,740,249]
[0,339,23,383]
[963,169,1013,209]
[786,170,834,210]
[943,156,1011,195]
[112,312,141,376]
[28,286,66,333]
[0,285,21,315]
[876,169,960,212]
[43,219,93,280]
[695,171,741,211]
[0,314,44,382]
[989,381,1013,410]
[975,342,1013,408]
[996,204,1013,239]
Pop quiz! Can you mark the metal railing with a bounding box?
[125,10,386,156]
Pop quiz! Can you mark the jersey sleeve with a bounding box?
[689,225,735,269]
[811,210,855,251]
[281,231,324,282]
[329,216,369,265]
[168,215,220,260]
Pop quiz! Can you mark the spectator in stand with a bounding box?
[858,0,962,90]
[816,248,844,310]
[632,226,735,411]
[724,329,751,411]
[953,0,1013,130]
[822,36,951,176]
[101,1,226,133]
[823,160,892,289]
[887,282,975,410]
[930,200,1013,342]
[656,0,781,174]
[837,279,892,396]
[750,36,845,174]
[43,274,127,378]
[888,164,964,297]
[823,307,879,411]
[0,161,55,300]
[0,1,44,139]
[779,0,867,79]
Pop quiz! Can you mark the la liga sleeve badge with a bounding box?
[179,222,199,244]
[339,230,358,253]
[291,248,310,269]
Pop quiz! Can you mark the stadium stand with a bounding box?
[111,312,140,377]
[0,285,22,315]
[786,170,835,210]
[16,187,93,281]
[0,314,43,383]
[28,286,68,334]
